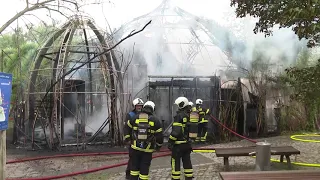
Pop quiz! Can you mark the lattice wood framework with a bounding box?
[27,16,125,149]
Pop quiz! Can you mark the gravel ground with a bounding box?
[5,135,320,179]
[108,135,320,180]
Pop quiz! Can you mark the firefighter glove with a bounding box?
[155,145,161,151]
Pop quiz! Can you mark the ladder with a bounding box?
[51,28,73,147]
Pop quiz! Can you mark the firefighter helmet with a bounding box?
[174,97,189,109]
[189,102,194,107]
[133,98,144,106]
[143,101,155,111]
[196,99,203,105]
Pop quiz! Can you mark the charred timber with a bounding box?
[149,79,216,88]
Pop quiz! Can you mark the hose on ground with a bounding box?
[7,152,171,180]
[290,134,320,143]
[6,148,215,180]
[7,115,320,179]
[6,148,215,164]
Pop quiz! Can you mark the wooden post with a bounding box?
[0,130,6,180]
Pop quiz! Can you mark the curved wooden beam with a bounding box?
[27,22,71,135]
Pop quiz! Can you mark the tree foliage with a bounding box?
[0,26,51,101]
[230,0,320,47]
[284,47,320,130]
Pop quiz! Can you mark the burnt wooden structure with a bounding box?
[25,17,124,149]
[147,75,250,142]
[147,75,220,139]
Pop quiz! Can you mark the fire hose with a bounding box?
[7,115,320,179]
[7,152,171,180]
[6,148,214,180]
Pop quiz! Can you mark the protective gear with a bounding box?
[171,143,193,180]
[136,113,150,141]
[195,99,203,105]
[124,110,138,179]
[174,97,189,109]
[155,144,161,151]
[188,107,199,140]
[124,107,163,180]
[126,148,133,179]
[143,101,155,111]
[188,102,194,107]
[169,108,193,180]
[133,98,144,106]
[196,106,210,143]
[130,150,152,180]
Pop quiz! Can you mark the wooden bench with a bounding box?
[220,170,320,180]
[215,146,300,171]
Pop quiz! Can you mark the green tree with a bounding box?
[0,28,39,102]
[230,0,320,47]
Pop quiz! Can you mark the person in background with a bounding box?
[168,97,194,180]
[124,98,144,180]
[124,101,163,180]
[195,99,210,143]
[187,101,193,113]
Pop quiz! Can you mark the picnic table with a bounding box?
[219,170,320,180]
[215,146,300,171]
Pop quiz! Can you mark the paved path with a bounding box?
[108,135,320,179]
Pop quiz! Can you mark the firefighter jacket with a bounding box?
[188,107,200,139]
[169,110,191,145]
[197,106,210,123]
[124,110,163,153]
[123,109,137,127]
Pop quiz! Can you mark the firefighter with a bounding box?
[168,97,194,180]
[124,98,144,179]
[189,103,199,143]
[195,99,210,143]
[187,102,194,113]
[124,101,163,180]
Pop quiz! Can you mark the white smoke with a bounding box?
[115,1,308,82]
[108,0,313,126]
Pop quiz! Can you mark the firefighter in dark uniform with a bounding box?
[195,99,210,143]
[187,102,194,113]
[124,101,164,180]
[168,97,196,180]
[124,98,144,179]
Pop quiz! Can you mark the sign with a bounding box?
[0,72,12,131]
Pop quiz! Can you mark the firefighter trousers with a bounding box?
[197,122,208,142]
[130,149,152,180]
[126,147,133,179]
[171,143,193,180]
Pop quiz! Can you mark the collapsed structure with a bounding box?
[12,0,284,150]
[21,16,126,149]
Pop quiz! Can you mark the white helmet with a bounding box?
[196,99,203,105]
[188,102,194,106]
[133,98,144,106]
[143,101,155,111]
[174,97,189,109]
